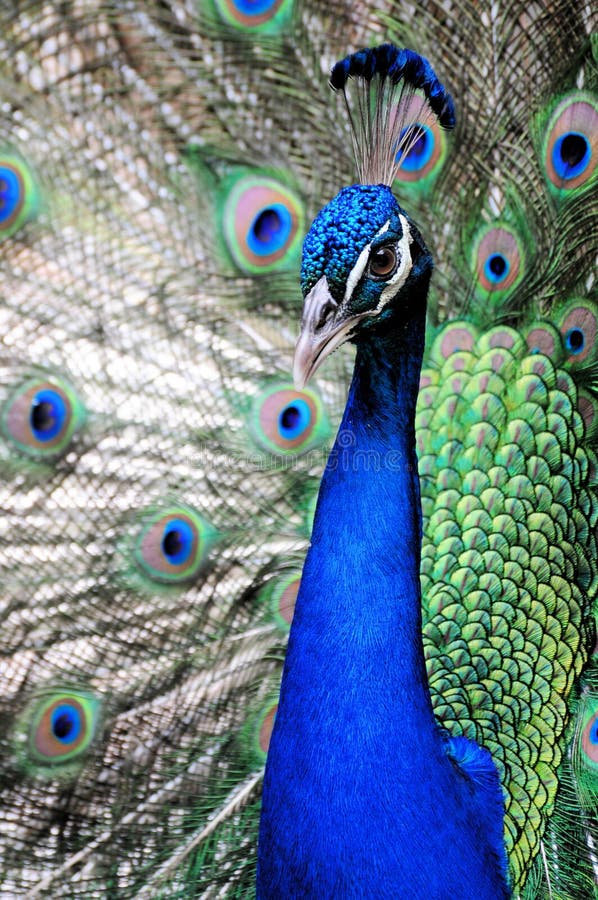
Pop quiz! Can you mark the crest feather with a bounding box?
[330,44,456,186]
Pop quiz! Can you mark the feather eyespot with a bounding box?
[524,322,563,361]
[565,327,584,354]
[557,301,597,367]
[580,705,598,769]
[134,506,216,584]
[212,0,293,31]
[249,384,330,457]
[396,125,433,172]
[251,701,278,760]
[19,690,101,771]
[1,377,84,459]
[258,703,277,756]
[0,152,39,239]
[221,173,304,274]
[393,96,448,189]
[471,224,525,299]
[542,93,597,194]
[260,571,301,630]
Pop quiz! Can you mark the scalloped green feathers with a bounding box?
[0,3,597,898]
[418,324,598,891]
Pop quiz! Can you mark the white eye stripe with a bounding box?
[342,215,412,314]
[343,220,391,304]
[375,215,412,311]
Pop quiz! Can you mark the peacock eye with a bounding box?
[369,245,398,279]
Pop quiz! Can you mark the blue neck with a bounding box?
[295,308,430,712]
[257,287,508,898]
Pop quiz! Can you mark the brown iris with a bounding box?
[369,244,397,278]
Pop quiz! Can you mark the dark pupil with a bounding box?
[253,208,281,243]
[560,134,587,168]
[568,328,584,351]
[53,712,74,739]
[489,254,506,277]
[409,128,426,158]
[31,400,56,432]
[373,248,394,274]
[281,405,300,430]
[163,529,183,558]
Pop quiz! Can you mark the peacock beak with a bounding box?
[293,276,358,388]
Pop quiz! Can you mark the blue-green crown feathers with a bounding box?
[329,44,455,186]
[300,184,400,298]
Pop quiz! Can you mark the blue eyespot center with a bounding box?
[248,203,291,256]
[51,705,82,744]
[565,327,585,354]
[234,0,278,16]
[162,518,194,565]
[278,399,311,439]
[30,389,67,441]
[553,132,590,180]
[0,166,22,223]
[590,719,598,744]
[484,253,509,283]
[253,208,281,244]
[396,125,433,172]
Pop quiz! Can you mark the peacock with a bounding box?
[0,1,596,898]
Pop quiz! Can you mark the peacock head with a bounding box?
[294,182,432,388]
[292,43,454,388]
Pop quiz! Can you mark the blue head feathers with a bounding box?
[295,183,433,387]
[300,184,400,298]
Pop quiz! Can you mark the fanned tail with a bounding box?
[0,1,597,897]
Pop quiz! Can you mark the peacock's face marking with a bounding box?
[295,184,418,387]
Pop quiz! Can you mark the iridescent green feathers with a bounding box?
[418,323,598,891]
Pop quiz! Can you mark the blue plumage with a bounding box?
[258,178,509,896]
[300,185,399,298]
